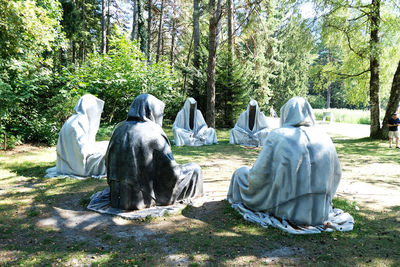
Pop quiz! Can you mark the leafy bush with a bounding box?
[307,95,326,109]
[65,35,178,124]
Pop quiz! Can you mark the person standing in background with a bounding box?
[388,113,400,149]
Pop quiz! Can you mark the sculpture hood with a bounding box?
[236,99,269,132]
[73,94,104,145]
[280,97,315,127]
[127,94,165,127]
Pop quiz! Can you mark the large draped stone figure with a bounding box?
[172,98,217,146]
[229,99,270,147]
[45,94,108,178]
[105,94,203,210]
[227,97,353,233]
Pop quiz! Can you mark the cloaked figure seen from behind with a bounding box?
[45,94,108,178]
[229,99,270,147]
[100,94,203,210]
[172,98,217,146]
[227,97,354,234]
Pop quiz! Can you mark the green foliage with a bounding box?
[65,35,177,123]
[215,46,253,127]
[0,0,69,147]
[269,15,317,109]
[0,0,63,59]
[319,0,400,107]
[60,0,100,65]
[307,95,326,109]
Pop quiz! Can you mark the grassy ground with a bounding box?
[313,109,371,124]
[0,126,399,266]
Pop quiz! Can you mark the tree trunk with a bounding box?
[3,131,6,150]
[192,0,201,97]
[170,2,177,68]
[183,33,194,96]
[226,0,234,126]
[378,60,400,139]
[106,0,111,53]
[156,0,164,63]
[170,19,176,68]
[131,0,138,40]
[369,0,381,138]
[80,42,85,62]
[326,85,331,109]
[137,0,147,54]
[101,0,107,54]
[206,0,223,128]
[147,0,152,63]
[72,41,76,64]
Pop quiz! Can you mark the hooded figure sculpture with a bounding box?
[229,99,270,147]
[172,98,218,146]
[45,94,108,178]
[105,94,203,210]
[227,97,354,234]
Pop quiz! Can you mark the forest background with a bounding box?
[1,0,400,148]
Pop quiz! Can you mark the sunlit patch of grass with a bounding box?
[314,108,373,124]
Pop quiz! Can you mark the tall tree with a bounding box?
[106,0,111,52]
[206,0,224,128]
[170,1,177,69]
[225,0,234,125]
[101,0,107,54]
[137,0,147,54]
[369,0,381,138]
[192,0,201,98]
[131,0,138,40]
[381,60,400,137]
[156,0,165,62]
[147,0,152,63]
[318,0,400,139]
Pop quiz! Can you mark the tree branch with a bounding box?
[324,23,365,58]
[324,68,370,79]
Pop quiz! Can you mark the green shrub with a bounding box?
[65,35,179,124]
[307,95,326,109]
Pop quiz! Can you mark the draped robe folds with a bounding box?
[172,98,218,146]
[45,94,108,178]
[229,100,270,147]
[104,94,203,210]
[227,97,354,233]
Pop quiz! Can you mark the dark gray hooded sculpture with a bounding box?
[105,94,203,210]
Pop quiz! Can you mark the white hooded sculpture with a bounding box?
[229,99,270,147]
[45,94,108,178]
[227,97,354,234]
[172,98,218,146]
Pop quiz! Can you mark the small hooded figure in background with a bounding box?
[172,98,217,146]
[46,94,108,178]
[105,94,203,210]
[229,99,270,147]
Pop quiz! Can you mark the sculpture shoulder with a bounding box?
[60,114,87,136]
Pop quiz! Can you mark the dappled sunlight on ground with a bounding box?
[1,122,399,265]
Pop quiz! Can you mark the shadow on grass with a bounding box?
[1,155,399,266]
[333,137,400,165]
[1,182,399,266]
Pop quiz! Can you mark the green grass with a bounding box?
[0,127,399,266]
[313,108,374,124]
